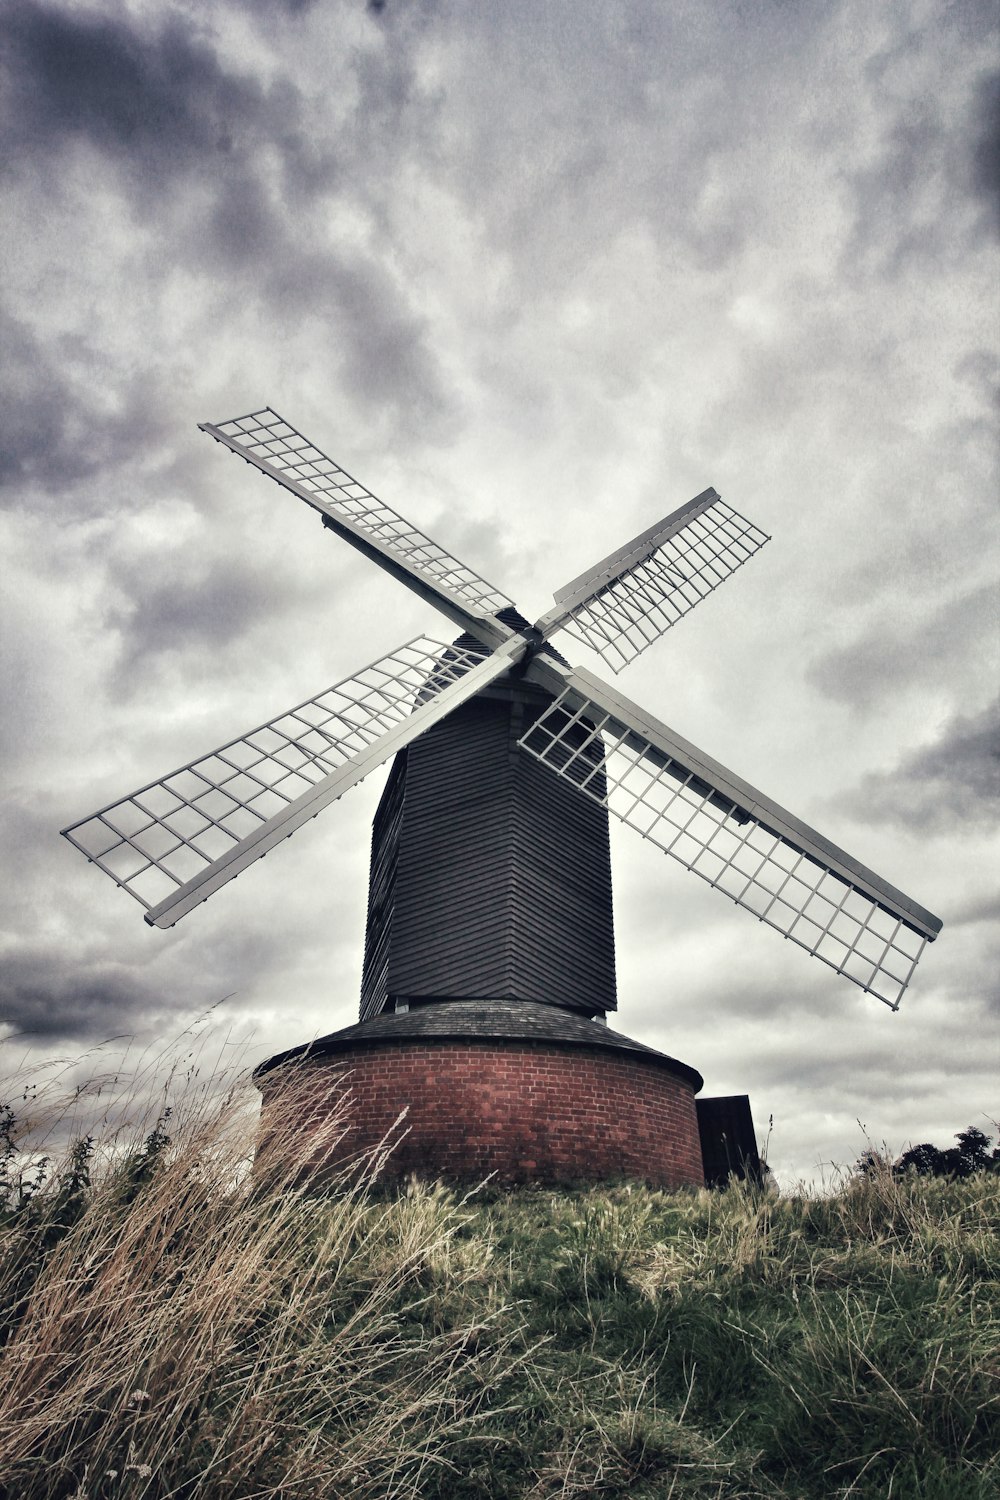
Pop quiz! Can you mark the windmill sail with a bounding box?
[63,635,524,929]
[201,409,515,648]
[518,662,941,1009]
[66,406,942,1011]
[536,490,769,672]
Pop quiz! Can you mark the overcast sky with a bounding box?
[1,0,997,1185]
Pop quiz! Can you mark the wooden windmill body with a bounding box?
[64,411,943,1186]
[360,642,617,1024]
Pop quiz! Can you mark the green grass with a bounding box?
[1,1064,997,1499]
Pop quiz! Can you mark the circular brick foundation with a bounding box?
[256,1001,704,1189]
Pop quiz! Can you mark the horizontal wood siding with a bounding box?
[359,754,406,1021]
[361,681,617,1018]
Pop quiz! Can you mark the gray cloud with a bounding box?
[971,69,1000,231]
[0,310,175,503]
[954,346,1000,405]
[105,548,317,685]
[950,891,1000,929]
[247,0,320,15]
[840,698,1000,833]
[0,1,455,441]
[806,583,998,712]
[0,950,176,1041]
[1,1,274,188]
[842,59,998,275]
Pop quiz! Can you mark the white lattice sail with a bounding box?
[62,637,487,916]
[517,673,941,1008]
[539,490,770,672]
[202,408,515,619]
[63,408,942,1005]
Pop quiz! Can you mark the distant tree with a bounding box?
[894,1141,945,1177]
[854,1147,893,1178]
[950,1126,995,1176]
[893,1125,999,1180]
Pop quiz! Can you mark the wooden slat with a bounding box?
[360,683,618,1018]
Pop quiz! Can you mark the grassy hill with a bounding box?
[1,1073,997,1499]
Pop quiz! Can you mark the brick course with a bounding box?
[259,1037,704,1188]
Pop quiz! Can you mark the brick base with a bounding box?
[259,1037,705,1188]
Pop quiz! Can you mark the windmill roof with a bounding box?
[254,998,703,1091]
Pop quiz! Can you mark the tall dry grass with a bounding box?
[0,1057,523,1500]
[2,1043,997,1499]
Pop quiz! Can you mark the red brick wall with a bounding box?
[260,1039,704,1189]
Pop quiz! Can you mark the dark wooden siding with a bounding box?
[696,1095,763,1186]
[360,680,617,1021]
[359,753,406,1018]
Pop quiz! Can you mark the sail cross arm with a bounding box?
[519,659,941,1009]
[63,635,525,929]
[201,409,514,653]
[535,489,770,672]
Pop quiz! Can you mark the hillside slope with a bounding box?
[1,1078,997,1499]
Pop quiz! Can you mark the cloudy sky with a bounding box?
[2,0,997,1185]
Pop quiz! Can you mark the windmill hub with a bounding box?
[514,622,548,656]
[64,409,942,1188]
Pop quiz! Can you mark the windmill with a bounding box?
[62,409,943,1187]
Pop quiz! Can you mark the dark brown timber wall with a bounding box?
[259,1039,704,1188]
[360,680,617,1021]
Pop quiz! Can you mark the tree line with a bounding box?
[858,1124,999,1179]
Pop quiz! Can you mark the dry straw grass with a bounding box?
[2,1038,997,1499]
[0,1047,524,1500]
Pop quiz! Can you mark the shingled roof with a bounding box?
[255,998,703,1090]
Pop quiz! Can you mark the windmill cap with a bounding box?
[254,997,703,1091]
